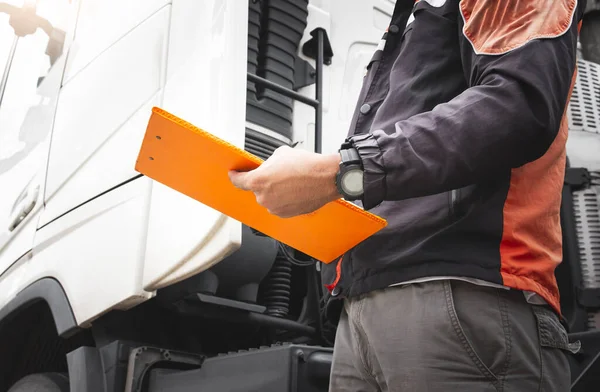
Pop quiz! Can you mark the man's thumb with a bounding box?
[229,170,252,191]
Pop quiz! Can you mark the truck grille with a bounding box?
[244,128,289,160]
[574,172,600,328]
[246,0,309,140]
[569,58,600,133]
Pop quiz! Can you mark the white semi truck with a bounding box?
[0,0,599,391]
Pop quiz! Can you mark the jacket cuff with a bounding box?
[348,133,386,209]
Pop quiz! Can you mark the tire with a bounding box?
[7,373,69,392]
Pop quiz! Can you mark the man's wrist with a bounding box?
[319,153,343,202]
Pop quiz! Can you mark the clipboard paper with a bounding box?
[135,107,387,263]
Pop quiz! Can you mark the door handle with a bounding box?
[8,186,39,232]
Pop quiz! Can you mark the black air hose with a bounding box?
[262,254,292,318]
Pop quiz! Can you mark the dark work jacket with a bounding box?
[321,0,586,321]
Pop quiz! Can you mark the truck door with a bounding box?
[0,0,72,273]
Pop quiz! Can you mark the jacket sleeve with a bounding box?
[349,0,584,210]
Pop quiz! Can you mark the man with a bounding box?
[230,0,586,390]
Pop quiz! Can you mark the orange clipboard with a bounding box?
[135,107,387,263]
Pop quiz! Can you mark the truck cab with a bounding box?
[0,1,599,391]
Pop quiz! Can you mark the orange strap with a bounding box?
[325,256,344,293]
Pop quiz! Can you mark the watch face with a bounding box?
[342,169,364,196]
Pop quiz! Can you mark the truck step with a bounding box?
[147,344,332,392]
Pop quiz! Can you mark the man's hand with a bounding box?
[229,146,342,218]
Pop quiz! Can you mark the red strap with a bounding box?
[325,256,344,293]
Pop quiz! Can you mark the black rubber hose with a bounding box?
[262,255,292,318]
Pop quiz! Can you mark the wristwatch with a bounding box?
[335,142,364,201]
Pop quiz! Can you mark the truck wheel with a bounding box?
[7,373,69,392]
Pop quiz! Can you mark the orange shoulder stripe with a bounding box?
[460,0,577,55]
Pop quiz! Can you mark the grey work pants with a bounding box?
[328,280,575,391]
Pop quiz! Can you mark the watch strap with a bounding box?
[339,145,361,166]
[336,143,364,201]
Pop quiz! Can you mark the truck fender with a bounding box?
[0,278,78,337]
